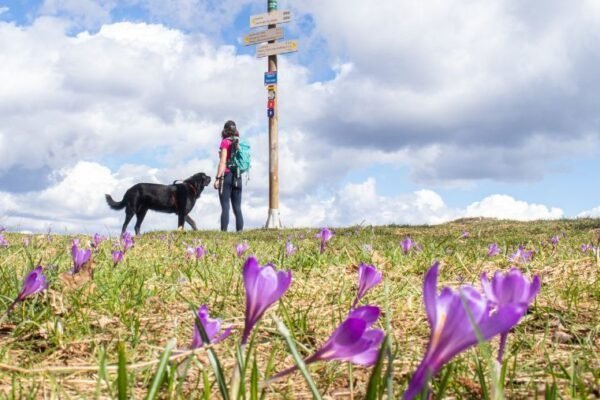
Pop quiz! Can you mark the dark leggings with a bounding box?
[219,172,243,232]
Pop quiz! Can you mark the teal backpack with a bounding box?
[227,137,251,178]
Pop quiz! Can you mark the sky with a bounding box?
[0,0,599,235]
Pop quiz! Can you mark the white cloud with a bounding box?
[292,0,600,182]
[0,19,266,178]
[40,0,115,28]
[465,194,563,220]
[577,206,600,218]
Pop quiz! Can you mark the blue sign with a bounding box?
[268,109,275,118]
[264,72,277,85]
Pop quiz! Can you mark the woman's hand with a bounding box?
[214,178,221,190]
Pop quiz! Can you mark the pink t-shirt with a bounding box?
[220,138,232,173]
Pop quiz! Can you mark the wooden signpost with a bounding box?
[246,1,298,229]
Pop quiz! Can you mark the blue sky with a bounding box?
[0,0,599,234]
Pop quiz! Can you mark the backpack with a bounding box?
[227,137,251,178]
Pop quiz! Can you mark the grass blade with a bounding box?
[250,356,259,400]
[435,363,454,399]
[275,317,323,400]
[145,339,176,400]
[117,341,128,400]
[365,334,389,400]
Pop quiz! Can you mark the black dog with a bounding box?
[105,172,211,235]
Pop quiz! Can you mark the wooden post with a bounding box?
[265,0,282,228]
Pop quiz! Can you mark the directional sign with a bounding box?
[250,10,292,28]
[264,71,277,85]
[244,27,284,46]
[256,40,298,58]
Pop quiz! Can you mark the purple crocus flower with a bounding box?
[91,233,105,250]
[487,243,500,257]
[190,305,233,349]
[185,246,195,258]
[459,231,470,239]
[242,256,292,344]
[403,262,527,400]
[581,244,593,253]
[194,245,206,260]
[315,227,333,254]
[112,250,124,266]
[508,246,534,264]
[400,237,414,254]
[71,239,91,274]
[550,235,560,246]
[236,242,249,258]
[22,237,30,247]
[362,244,373,254]
[3,266,48,317]
[121,232,134,252]
[285,241,296,257]
[17,266,49,301]
[271,306,384,380]
[352,263,382,308]
[0,234,8,247]
[481,268,540,361]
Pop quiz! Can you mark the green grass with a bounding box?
[0,218,599,398]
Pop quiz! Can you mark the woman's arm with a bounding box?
[214,148,228,189]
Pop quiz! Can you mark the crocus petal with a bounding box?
[477,303,528,340]
[347,305,381,326]
[214,326,233,344]
[423,262,439,328]
[346,329,386,365]
[242,256,261,294]
[17,266,48,301]
[481,268,541,306]
[272,305,382,380]
[191,305,232,349]
[529,275,541,302]
[242,257,292,344]
[328,318,368,347]
[355,264,383,305]
[305,309,379,364]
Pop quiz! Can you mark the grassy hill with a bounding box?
[1,218,599,398]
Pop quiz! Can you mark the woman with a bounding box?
[214,120,244,232]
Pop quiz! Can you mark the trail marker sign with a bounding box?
[264,71,277,85]
[250,10,292,28]
[256,40,298,58]
[244,27,284,46]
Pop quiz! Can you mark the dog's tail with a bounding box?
[105,194,126,210]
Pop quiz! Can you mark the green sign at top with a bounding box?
[268,0,277,11]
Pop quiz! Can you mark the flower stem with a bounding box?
[0,299,19,324]
[497,332,508,362]
[229,344,245,400]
